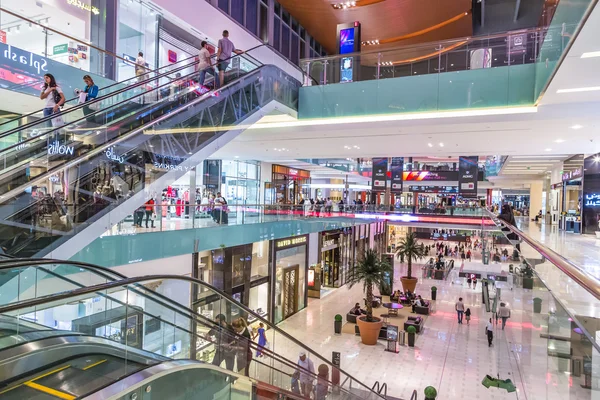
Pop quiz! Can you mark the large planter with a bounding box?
[407,332,416,347]
[523,277,534,290]
[356,316,383,345]
[431,290,437,301]
[401,277,418,293]
[334,320,342,334]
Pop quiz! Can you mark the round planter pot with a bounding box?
[356,317,383,345]
[407,332,416,347]
[334,320,342,334]
[401,277,418,293]
[431,291,437,301]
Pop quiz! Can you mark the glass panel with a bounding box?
[246,0,258,35]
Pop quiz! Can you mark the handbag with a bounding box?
[52,89,62,106]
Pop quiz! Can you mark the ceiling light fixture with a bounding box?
[427,143,433,147]
[554,139,565,143]
[439,143,444,147]
[570,124,583,130]
[595,156,600,162]
[545,148,552,151]
[557,86,600,94]
[581,51,600,59]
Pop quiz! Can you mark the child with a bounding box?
[465,308,471,325]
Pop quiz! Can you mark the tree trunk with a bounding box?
[407,257,412,279]
[366,282,373,321]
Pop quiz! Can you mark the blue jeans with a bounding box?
[199,67,218,88]
[457,310,464,323]
[43,107,55,128]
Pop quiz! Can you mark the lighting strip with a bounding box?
[146,106,538,135]
[580,51,600,58]
[556,86,600,93]
[379,11,471,44]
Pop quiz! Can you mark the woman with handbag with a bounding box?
[40,73,65,128]
[81,75,99,122]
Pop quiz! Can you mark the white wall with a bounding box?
[260,161,273,203]
[112,254,193,278]
[308,232,319,267]
[150,0,303,82]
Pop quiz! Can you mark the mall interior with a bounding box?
[0,0,600,399]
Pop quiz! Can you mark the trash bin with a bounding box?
[572,357,582,377]
[398,330,406,346]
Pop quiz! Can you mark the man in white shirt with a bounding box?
[216,30,243,89]
[297,352,315,398]
[198,41,217,89]
[135,51,147,81]
[455,297,465,324]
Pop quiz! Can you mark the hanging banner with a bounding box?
[458,156,479,198]
[371,158,388,191]
[390,157,403,193]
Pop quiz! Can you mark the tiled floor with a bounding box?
[270,256,593,400]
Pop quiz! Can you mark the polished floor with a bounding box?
[270,256,591,400]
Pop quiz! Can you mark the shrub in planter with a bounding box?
[431,286,437,301]
[334,314,343,334]
[533,297,542,314]
[406,325,417,347]
[424,386,437,400]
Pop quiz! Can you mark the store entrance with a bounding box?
[322,248,340,287]
[282,265,299,319]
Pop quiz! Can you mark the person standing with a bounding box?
[253,322,268,357]
[214,192,227,224]
[40,73,65,126]
[206,314,235,371]
[144,198,155,228]
[486,318,494,346]
[498,302,511,330]
[231,318,253,377]
[455,297,465,324]
[297,351,315,398]
[198,40,218,89]
[135,51,146,81]
[216,30,243,89]
[81,75,99,122]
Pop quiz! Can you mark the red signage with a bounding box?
[168,50,177,63]
[0,30,6,44]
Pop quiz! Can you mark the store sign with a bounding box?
[3,45,48,75]
[48,140,74,156]
[276,236,307,249]
[0,30,6,44]
[508,31,528,55]
[584,194,600,207]
[372,158,388,191]
[168,50,177,63]
[322,239,337,248]
[105,146,125,163]
[562,167,583,182]
[53,44,68,55]
[153,162,192,172]
[15,140,30,151]
[458,156,479,198]
[66,0,100,15]
[49,175,60,183]
[308,270,315,287]
[403,170,458,181]
[390,157,403,193]
[408,185,458,194]
[289,169,298,176]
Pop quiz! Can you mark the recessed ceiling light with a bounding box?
[557,86,600,93]
[570,124,583,130]
[439,143,444,147]
[427,143,433,147]
[234,156,239,158]
[554,139,565,143]
[581,51,600,58]
[545,148,552,151]
[595,156,600,162]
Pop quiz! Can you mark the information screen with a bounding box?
[339,28,355,54]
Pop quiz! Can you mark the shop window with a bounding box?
[291,33,299,65]
[251,241,269,280]
[246,0,258,35]
[259,5,268,42]
[275,2,281,16]
[222,160,238,178]
[273,17,281,52]
[274,244,307,324]
[218,0,229,13]
[281,25,290,58]
[249,283,268,320]
[231,0,244,25]
[282,10,290,26]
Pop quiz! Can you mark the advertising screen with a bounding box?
[371,158,388,190]
[403,171,459,181]
[341,57,353,83]
[458,156,479,198]
[339,28,355,54]
[390,157,404,193]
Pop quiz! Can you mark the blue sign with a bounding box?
[339,28,355,54]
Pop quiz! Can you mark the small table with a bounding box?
[382,302,404,317]
[400,296,410,305]
[380,314,391,324]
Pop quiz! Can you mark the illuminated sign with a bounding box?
[289,169,298,176]
[153,162,191,172]
[67,0,100,15]
[3,45,48,75]
[48,140,74,156]
[584,193,600,207]
[49,175,60,183]
[308,270,315,287]
[322,239,337,248]
[276,236,307,248]
[105,146,125,163]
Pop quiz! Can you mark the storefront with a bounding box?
[318,228,352,289]
[560,167,583,233]
[372,221,386,255]
[387,224,409,253]
[354,223,369,261]
[272,165,310,204]
[271,235,308,324]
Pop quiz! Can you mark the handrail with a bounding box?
[0,43,267,145]
[300,25,567,64]
[484,209,600,301]
[0,268,386,399]
[410,389,418,400]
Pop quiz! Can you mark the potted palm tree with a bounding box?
[347,248,393,345]
[395,232,426,293]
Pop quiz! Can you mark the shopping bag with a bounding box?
[51,113,65,127]
[77,91,87,104]
[88,101,101,111]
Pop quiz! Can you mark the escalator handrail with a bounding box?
[0,43,268,147]
[0,63,283,203]
[0,53,200,131]
[0,271,386,399]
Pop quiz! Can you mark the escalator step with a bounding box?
[0,384,60,399]
[35,368,113,398]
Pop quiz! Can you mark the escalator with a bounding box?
[0,44,302,258]
[0,259,384,400]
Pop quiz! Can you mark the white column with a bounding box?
[530,181,544,216]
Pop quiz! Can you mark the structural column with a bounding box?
[529,181,544,216]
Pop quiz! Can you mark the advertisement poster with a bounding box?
[508,31,528,55]
[339,28,355,54]
[582,154,600,234]
[308,269,315,287]
[390,157,403,193]
[458,156,479,198]
[371,158,388,191]
[403,170,458,181]
[340,57,353,83]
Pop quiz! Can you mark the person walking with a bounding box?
[473,277,478,290]
[498,302,511,330]
[206,314,235,371]
[216,30,243,89]
[198,40,218,89]
[486,318,494,346]
[80,75,99,122]
[40,73,65,127]
[455,297,465,324]
[465,307,471,325]
[231,318,253,377]
[297,351,315,399]
[135,51,147,81]
[253,322,268,357]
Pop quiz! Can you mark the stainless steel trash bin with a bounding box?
[398,330,406,346]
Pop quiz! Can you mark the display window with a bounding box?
[272,235,308,324]
[117,0,158,80]
[272,165,310,204]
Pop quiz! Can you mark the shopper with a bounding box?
[455,297,465,324]
[473,277,478,290]
[465,307,471,325]
[144,198,155,228]
[134,205,145,228]
[216,30,243,88]
[498,302,511,330]
[80,75,99,121]
[315,364,330,400]
[467,277,472,289]
[40,73,65,126]
[486,318,494,346]
[207,314,235,371]
[253,322,268,357]
[297,351,315,398]
[198,40,218,89]
[135,51,147,81]
[231,318,253,377]
[214,192,228,224]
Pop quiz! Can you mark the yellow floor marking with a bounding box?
[25,382,76,400]
[82,359,107,370]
